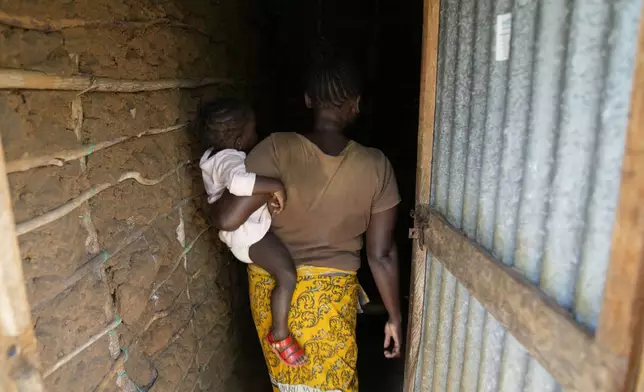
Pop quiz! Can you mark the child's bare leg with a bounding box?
[249,232,296,342]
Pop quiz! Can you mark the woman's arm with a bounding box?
[366,205,402,358]
[253,176,285,195]
[208,191,270,231]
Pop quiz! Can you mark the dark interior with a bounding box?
[252,0,423,390]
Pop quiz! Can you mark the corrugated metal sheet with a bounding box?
[416,0,642,391]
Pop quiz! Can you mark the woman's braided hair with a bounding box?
[305,42,361,108]
[196,98,252,150]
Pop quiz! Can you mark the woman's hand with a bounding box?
[269,190,286,215]
[383,317,402,359]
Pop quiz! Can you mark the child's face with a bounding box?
[238,112,258,152]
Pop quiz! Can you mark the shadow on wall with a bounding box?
[0,0,268,391]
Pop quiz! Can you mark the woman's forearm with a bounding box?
[209,191,270,231]
[252,176,285,195]
[368,244,401,322]
[365,206,401,321]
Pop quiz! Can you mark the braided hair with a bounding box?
[305,43,361,108]
[196,98,252,151]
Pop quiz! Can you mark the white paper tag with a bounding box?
[496,13,512,61]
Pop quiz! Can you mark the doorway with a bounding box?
[254,0,424,390]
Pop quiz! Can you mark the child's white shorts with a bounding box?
[231,246,253,264]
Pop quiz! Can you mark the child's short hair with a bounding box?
[197,98,252,150]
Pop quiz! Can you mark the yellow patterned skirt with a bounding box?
[248,264,368,392]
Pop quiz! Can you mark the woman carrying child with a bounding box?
[205,52,401,391]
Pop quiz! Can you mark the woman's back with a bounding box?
[246,132,400,271]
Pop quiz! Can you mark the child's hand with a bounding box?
[269,190,286,215]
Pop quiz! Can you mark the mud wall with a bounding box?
[0,1,265,391]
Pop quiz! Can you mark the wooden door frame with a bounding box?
[402,0,440,390]
[598,2,644,389]
[404,1,644,391]
[0,137,44,391]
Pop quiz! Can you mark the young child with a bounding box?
[197,98,306,367]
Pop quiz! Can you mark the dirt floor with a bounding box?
[0,0,269,391]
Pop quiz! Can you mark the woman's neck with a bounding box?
[304,109,351,156]
[313,111,344,133]
[304,127,343,156]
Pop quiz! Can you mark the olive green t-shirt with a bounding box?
[246,132,401,271]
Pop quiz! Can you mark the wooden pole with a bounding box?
[0,69,232,92]
[637,338,644,392]
[15,161,189,236]
[0,137,44,391]
[403,0,440,390]
[0,11,210,37]
[6,123,188,173]
[597,4,644,391]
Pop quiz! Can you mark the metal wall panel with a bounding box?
[416,0,642,390]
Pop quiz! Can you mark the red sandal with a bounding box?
[266,331,307,367]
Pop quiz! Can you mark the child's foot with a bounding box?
[266,331,307,367]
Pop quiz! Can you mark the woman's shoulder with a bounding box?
[255,132,300,152]
[349,142,389,164]
[267,132,301,143]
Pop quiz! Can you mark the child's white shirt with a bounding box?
[199,148,271,251]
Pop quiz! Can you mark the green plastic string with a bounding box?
[112,315,143,392]
[102,248,109,262]
[108,313,122,334]
[116,362,144,391]
[88,144,95,154]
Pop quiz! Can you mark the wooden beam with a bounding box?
[0,69,231,92]
[636,336,644,392]
[423,210,626,392]
[597,4,644,392]
[403,0,440,390]
[0,11,210,37]
[0,137,44,391]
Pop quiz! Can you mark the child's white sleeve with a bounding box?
[229,171,256,196]
[214,152,256,197]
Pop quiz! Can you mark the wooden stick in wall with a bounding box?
[6,123,189,173]
[93,351,127,392]
[0,69,231,92]
[42,317,121,379]
[15,161,189,236]
[30,197,194,310]
[148,226,210,300]
[93,286,204,392]
[0,11,210,37]
[597,4,644,391]
[423,210,625,392]
[633,349,644,392]
[403,0,440,390]
[0,138,44,392]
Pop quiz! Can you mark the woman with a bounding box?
[210,54,401,391]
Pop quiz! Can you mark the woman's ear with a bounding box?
[304,94,313,108]
[348,96,361,116]
[235,136,243,150]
